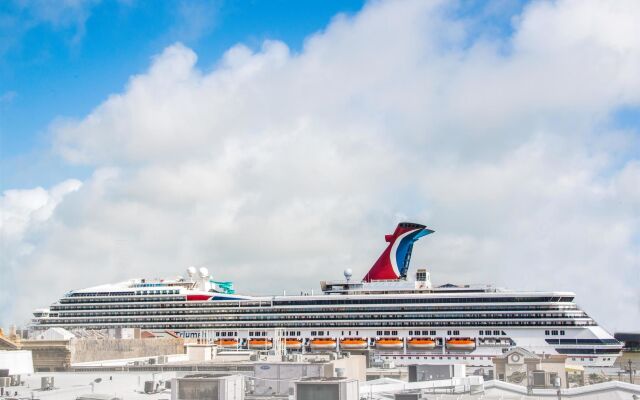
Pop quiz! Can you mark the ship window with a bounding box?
[384,331,390,335]
[494,330,500,335]
[560,330,565,335]
[392,330,398,335]
[545,330,550,335]
[447,330,451,335]
[431,331,436,335]
[552,330,558,335]
[454,330,460,335]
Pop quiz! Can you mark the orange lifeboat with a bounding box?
[310,338,337,350]
[446,338,475,350]
[282,338,303,350]
[248,338,273,349]
[375,338,404,350]
[407,338,436,350]
[340,338,368,350]
[214,338,239,348]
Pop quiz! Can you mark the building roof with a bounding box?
[500,347,539,360]
[38,327,76,341]
[0,335,20,350]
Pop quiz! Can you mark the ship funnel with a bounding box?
[363,222,434,282]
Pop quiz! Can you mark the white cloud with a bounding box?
[0,180,82,242]
[10,0,102,45]
[1,0,639,332]
[0,179,81,323]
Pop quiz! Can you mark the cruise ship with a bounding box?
[31,222,622,367]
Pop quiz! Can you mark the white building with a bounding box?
[0,350,34,375]
[35,328,75,341]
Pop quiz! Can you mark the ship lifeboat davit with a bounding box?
[248,338,273,349]
[375,338,404,350]
[340,338,368,350]
[214,338,239,348]
[407,338,436,350]
[282,338,303,350]
[446,338,475,350]
[310,338,337,350]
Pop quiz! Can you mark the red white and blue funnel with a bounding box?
[363,222,434,282]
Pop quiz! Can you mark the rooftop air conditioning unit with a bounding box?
[172,375,245,400]
[395,394,420,400]
[41,376,54,390]
[295,379,358,400]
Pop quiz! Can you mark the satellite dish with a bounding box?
[199,267,209,278]
[186,266,196,277]
[343,268,353,281]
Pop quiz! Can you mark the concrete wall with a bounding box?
[185,344,213,362]
[332,355,367,382]
[485,379,640,399]
[70,337,184,363]
[20,341,72,372]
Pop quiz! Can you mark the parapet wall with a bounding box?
[70,337,184,363]
[20,340,72,372]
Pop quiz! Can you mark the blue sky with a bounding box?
[1,0,368,189]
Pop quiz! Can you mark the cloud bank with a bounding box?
[1,0,639,331]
